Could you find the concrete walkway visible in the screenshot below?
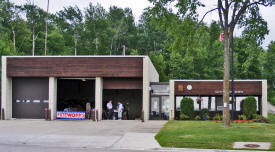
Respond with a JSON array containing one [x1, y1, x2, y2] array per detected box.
[[0, 120, 271, 152], [0, 119, 166, 151], [268, 102, 275, 114]]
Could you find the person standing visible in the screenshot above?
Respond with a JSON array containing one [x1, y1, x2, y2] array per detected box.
[[107, 100, 113, 120], [117, 101, 124, 120]]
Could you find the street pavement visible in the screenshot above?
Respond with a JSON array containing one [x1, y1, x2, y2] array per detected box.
[[0, 119, 272, 152], [0, 119, 165, 152]]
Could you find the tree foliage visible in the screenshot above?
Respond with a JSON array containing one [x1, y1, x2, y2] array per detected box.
[[242, 96, 257, 119], [180, 97, 194, 119], [0, 0, 273, 88]]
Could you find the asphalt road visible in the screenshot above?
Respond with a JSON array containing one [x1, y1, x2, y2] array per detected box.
[[0, 120, 166, 152], [0, 120, 270, 152]]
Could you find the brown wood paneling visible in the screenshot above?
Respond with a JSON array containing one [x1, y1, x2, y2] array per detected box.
[[175, 81, 262, 96], [103, 78, 142, 89], [7, 57, 143, 78]]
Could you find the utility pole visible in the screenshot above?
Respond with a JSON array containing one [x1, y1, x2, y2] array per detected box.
[[122, 45, 125, 56], [74, 34, 78, 56], [44, 0, 49, 55], [231, 32, 235, 120]]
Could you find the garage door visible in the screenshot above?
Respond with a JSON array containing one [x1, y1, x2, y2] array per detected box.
[[12, 78, 49, 119]]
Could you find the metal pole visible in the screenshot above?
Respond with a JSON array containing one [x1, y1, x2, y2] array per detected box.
[[231, 33, 235, 120], [44, 0, 49, 56]]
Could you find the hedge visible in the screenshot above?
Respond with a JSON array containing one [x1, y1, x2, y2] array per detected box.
[[243, 96, 257, 119], [180, 97, 194, 119]]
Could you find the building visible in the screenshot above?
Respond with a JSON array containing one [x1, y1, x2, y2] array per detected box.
[[1, 56, 158, 120], [1, 56, 268, 121]]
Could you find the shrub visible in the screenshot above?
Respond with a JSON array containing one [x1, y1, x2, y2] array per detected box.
[[253, 114, 270, 123], [243, 96, 257, 119], [203, 114, 210, 120], [199, 109, 209, 117], [213, 114, 222, 121], [180, 97, 194, 119], [180, 114, 190, 120], [238, 115, 247, 120], [194, 115, 201, 120]]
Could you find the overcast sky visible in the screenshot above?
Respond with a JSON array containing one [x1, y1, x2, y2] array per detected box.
[[11, 0, 275, 49]]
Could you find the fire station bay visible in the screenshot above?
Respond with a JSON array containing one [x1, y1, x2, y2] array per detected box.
[[1, 56, 268, 121]]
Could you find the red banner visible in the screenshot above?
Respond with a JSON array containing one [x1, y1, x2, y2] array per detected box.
[[56, 111, 85, 119]]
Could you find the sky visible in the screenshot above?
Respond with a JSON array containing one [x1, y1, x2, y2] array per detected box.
[[10, 0, 275, 49]]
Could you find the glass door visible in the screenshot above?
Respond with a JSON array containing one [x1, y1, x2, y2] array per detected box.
[[150, 97, 160, 119], [150, 96, 170, 120], [161, 96, 170, 120]]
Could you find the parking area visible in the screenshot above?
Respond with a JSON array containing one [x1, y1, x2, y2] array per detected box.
[[0, 120, 166, 151]]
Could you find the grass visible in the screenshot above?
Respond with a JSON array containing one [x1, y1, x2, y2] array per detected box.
[[155, 114, 275, 151]]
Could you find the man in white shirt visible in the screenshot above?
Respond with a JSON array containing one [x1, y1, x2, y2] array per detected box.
[[117, 101, 124, 120], [107, 100, 113, 120]]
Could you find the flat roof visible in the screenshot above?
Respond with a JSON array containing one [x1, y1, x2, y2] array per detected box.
[[3, 55, 147, 58], [171, 79, 266, 82]]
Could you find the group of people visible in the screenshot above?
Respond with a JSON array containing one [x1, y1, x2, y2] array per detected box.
[[106, 100, 124, 120]]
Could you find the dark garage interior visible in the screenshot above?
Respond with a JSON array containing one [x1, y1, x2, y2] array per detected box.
[[103, 89, 142, 120], [57, 79, 95, 112]]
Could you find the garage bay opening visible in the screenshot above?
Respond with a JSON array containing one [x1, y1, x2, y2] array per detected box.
[[57, 78, 95, 119], [103, 78, 143, 120]]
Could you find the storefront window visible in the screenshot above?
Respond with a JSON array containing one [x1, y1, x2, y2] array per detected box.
[[151, 97, 159, 115], [161, 96, 170, 118], [176, 96, 183, 111]]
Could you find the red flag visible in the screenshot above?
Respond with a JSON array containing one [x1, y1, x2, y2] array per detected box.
[[219, 32, 224, 42]]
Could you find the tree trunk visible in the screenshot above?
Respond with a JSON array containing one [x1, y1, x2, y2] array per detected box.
[[12, 26, 16, 52], [223, 32, 230, 127], [32, 26, 35, 56]]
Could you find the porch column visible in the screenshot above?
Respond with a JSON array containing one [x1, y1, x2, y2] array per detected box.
[[95, 77, 103, 120], [262, 80, 268, 118], [169, 80, 175, 120], [1, 56, 12, 120], [49, 77, 57, 120]]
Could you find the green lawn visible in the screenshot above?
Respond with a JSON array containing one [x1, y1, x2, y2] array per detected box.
[[155, 114, 275, 151]]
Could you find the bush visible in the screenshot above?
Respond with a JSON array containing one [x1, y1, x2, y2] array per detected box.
[[213, 114, 222, 120], [253, 114, 270, 123], [180, 114, 190, 120], [180, 97, 194, 119], [194, 115, 201, 120], [238, 115, 247, 120], [199, 109, 209, 117], [243, 96, 257, 119]]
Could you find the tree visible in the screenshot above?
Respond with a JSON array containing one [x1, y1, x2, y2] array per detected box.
[[55, 6, 83, 55], [148, 0, 274, 126], [213, 0, 273, 126], [84, 3, 111, 55], [264, 41, 275, 89], [24, 3, 47, 55], [0, 0, 22, 52]]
